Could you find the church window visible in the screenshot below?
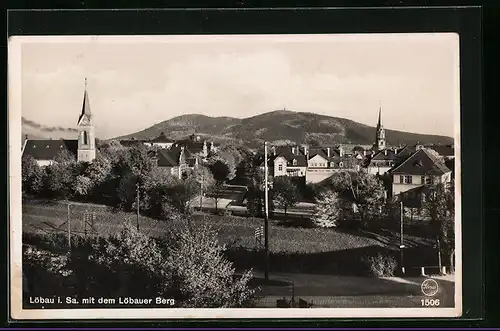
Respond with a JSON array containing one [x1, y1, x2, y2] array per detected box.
[[83, 131, 88, 145]]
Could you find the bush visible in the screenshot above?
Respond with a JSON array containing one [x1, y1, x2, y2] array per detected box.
[[22, 245, 74, 299], [362, 252, 397, 277]]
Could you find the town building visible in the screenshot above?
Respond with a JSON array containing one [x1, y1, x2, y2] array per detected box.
[[390, 147, 453, 196], [261, 145, 361, 184], [22, 79, 96, 166], [143, 132, 175, 149], [152, 146, 200, 178]]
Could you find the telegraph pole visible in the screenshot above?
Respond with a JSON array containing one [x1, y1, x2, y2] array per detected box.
[[67, 201, 71, 251], [400, 201, 405, 275], [264, 141, 270, 281], [200, 169, 203, 211], [136, 182, 140, 231]]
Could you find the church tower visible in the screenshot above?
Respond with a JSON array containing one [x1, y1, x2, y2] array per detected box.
[[374, 105, 386, 151], [77, 78, 96, 163]]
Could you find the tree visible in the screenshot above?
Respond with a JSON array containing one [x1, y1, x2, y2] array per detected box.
[[68, 219, 256, 307], [68, 221, 172, 299], [21, 155, 44, 195], [54, 148, 76, 165], [164, 221, 256, 307], [42, 156, 77, 200], [235, 154, 258, 186], [208, 181, 225, 212], [328, 171, 386, 229], [140, 168, 190, 218], [184, 165, 216, 209], [75, 175, 93, 197], [272, 176, 299, 218], [312, 190, 342, 228], [208, 158, 231, 182], [422, 183, 455, 272]]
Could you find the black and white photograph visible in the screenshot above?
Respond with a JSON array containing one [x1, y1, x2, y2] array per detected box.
[[9, 33, 461, 319]]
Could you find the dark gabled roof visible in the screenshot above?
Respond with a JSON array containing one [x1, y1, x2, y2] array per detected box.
[[445, 158, 454, 173], [157, 147, 181, 167], [23, 139, 78, 160], [308, 148, 330, 161], [172, 139, 205, 153], [274, 153, 308, 167], [426, 144, 455, 157], [156, 146, 199, 167], [390, 149, 451, 175], [370, 149, 398, 161], [150, 133, 174, 143]]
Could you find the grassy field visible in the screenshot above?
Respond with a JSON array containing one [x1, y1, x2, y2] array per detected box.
[[22, 199, 437, 275], [23, 199, 385, 254]]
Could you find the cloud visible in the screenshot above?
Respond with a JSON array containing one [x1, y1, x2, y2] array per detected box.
[[22, 117, 79, 133]]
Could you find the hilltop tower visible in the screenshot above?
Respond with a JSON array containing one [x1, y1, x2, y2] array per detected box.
[[374, 105, 386, 151], [77, 78, 96, 163]]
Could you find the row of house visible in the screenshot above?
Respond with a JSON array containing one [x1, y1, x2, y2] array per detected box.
[[22, 81, 454, 202], [260, 107, 454, 201]]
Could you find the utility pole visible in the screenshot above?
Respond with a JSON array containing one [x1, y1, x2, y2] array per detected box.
[[400, 201, 405, 275], [264, 141, 270, 281], [200, 169, 203, 211], [67, 201, 71, 251], [136, 182, 140, 231]]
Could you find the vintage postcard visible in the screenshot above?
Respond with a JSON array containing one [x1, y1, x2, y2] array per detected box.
[[9, 33, 461, 319]]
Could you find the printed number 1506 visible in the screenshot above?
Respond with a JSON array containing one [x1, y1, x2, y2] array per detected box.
[[421, 299, 440, 307]]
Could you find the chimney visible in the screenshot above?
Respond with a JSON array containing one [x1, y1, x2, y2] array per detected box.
[[395, 148, 399, 154], [339, 146, 344, 157], [363, 150, 367, 156], [327, 147, 331, 157], [384, 149, 387, 156], [291, 146, 296, 154], [272, 146, 276, 156], [304, 145, 308, 156], [25, 134, 28, 141]]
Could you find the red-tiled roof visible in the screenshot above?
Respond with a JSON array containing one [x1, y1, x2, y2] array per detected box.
[[23, 139, 78, 160], [390, 149, 451, 175]]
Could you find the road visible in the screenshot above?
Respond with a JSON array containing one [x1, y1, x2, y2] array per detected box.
[[249, 271, 456, 308]]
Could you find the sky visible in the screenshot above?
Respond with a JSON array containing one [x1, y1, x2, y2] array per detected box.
[[18, 34, 459, 139]]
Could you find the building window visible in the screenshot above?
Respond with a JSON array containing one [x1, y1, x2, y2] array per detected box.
[[293, 159, 297, 166], [404, 175, 413, 184], [330, 162, 335, 167], [421, 176, 434, 185], [339, 162, 343, 167], [278, 164, 283, 171]]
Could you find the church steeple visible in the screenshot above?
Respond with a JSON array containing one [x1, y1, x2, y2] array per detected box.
[[77, 78, 96, 163], [374, 103, 386, 151], [377, 105, 382, 127]]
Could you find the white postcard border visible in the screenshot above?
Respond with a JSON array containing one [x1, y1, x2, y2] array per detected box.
[[9, 34, 462, 320]]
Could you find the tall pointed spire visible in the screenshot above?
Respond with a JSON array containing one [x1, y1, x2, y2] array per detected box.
[[374, 102, 386, 151], [377, 102, 382, 127], [78, 78, 91, 125]]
